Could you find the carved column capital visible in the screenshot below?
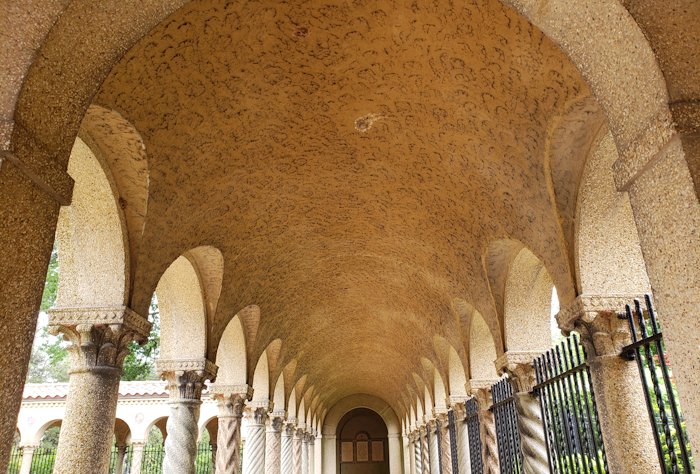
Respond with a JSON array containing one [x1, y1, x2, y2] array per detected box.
[[495, 352, 540, 393], [556, 294, 642, 356], [449, 396, 468, 421], [269, 412, 285, 433], [157, 358, 218, 401], [48, 306, 150, 373]]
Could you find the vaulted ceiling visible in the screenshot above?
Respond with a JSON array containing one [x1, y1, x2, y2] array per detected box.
[[90, 0, 595, 413]]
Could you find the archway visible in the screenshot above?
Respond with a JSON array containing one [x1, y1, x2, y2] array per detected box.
[[337, 408, 389, 474]]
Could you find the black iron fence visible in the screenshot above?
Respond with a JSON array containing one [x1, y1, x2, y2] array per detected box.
[[28, 447, 56, 474], [140, 443, 165, 474], [621, 295, 694, 473], [448, 409, 459, 473], [466, 397, 484, 474], [108, 445, 133, 473], [533, 333, 608, 473], [194, 442, 214, 474], [6, 446, 22, 474], [491, 377, 522, 474]]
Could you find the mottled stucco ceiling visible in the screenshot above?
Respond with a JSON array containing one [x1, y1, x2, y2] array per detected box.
[[93, 0, 593, 411]]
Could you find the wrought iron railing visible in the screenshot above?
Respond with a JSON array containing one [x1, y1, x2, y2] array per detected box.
[[466, 397, 484, 474], [533, 334, 608, 473], [491, 377, 522, 474], [108, 445, 133, 473], [140, 443, 165, 474], [29, 447, 56, 474], [448, 409, 459, 473], [621, 295, 694, 473], [195, 442, 214, 474], [5, 446, 22, 474]]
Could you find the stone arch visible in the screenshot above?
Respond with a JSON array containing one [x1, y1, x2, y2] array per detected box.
[[53, 136, 128, 309], [183, 246, 224, 323], [198, 416, 218, 444], [322, 394, 403, 474], [31, 419, 62, 446], [144, 416, 168, 442], [575, 126, 651, 295], [156, 255, 207, 359], [272, 372, 286, 413], [78, 104, 150, 296], [215, 314, 247, 386], [447, 345, 469, 399], [251, 351, 270, 403], [432, 369, 448, 412], [287, 390, 298, 422], [469, 310, 499, 382], [503, 247, 556, 352], [113, 418, 131, 447]]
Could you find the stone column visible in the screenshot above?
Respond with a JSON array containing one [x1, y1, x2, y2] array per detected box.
[[213, 385, 253, 474], [301, 431, 309, 474], [471, 382, 499, 474], [48, 307, 150, 474], [243, 402, 270, 474], [129, 441, 145, 474], [18, 445, 36, 474], [293, 428, 304, 474], [558, 296, 662, 473], [436, 412, 453, 474], [307, 432, 315, 474], [615, 112, 700, 446], [496, 352, 550, 474], [427, 419, 439, 474], [0, 151, 69, 473], [407, 432, 416, 474], [158, 358, 217, 474], [265, 413, 284, 474], [411, 431, 421, 474], [314, 432, 322, 474], [418, 425, 430, 474], [114, 444, 127, 474], [281, 422, 295, 474], [451, 401, 471, 474]]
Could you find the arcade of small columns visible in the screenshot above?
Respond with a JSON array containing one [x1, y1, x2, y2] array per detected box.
[[39, 292, 668, 474]]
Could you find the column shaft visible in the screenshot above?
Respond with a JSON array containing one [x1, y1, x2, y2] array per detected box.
[[473, 388, 499, 474], [437, 414, 453, 474], [130, 442, 145, 474], [18, 446, 35, 474], [281, 424, 294, 474], [214, 389, 249, 474], [114, 445, 127, 474], [293, 430, 303, 474], [265, 416, 283, 474], [428, 421, 439, 474], [243, 407, 268, 474], [419, 427, 429, 474], [452, 403, 471, 474], [0, 160, 61, 472], [301, 434, 309, 474]]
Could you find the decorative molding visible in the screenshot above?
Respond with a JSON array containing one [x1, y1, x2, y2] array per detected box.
[[48, 307, 151, 372], [210, 383, 253, 400], [557, 294, 642, 356], [467, 379, 498, 393], [495, 352, 541, 393]]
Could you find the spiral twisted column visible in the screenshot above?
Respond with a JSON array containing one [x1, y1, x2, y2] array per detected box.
[[306, 433, 315, 474], [265, 413, 284, 474], [301, 432, 310, 474], [427, 420, 440, 474], [452, 402, 471, 474], [159, 358, 218, 474], [293, 428, 304, 474], [408, 431, 417, 474], [436, 412, 453, 474], [213, 385, 252, 474], [496, 353, 550, 474], [129, 442, 145, 474], [418, 426, 430, 474], [281, 422, 295, 474], [472, 385, 500, 474], [243, 404, 270, 474]]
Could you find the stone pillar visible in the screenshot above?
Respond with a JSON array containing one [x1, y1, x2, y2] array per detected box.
[[0, 152, 68, 473], [496, 352, 550, 474], [418, 425, 430, 474], [130, 441, 145, 474], [307, 432, 315, 474], [114, 444, 127, 474], [615, 114, 700, 446], [314, 432, 322, 474], [265, 413, 284, 474], [427, 419, 439, 474], [18, 445, 36, 474], [411, 431, 421, 474], [301, 431, 309, 474], [243, 402, 270, 474], [558, 296, 662, 473], [281, 422, 295, 474], [158, 358, 217, 474], [49, 307, 150, 474], [471, 382, 499, 474], [293, 428, 304, 474], [407, 432, 416, 474], [436, 412, 453, 474], [213, 385, 253, 474], [451, 401, 471, 474]]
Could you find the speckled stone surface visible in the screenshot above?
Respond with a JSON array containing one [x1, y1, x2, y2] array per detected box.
[[1, 0, 699, 469]]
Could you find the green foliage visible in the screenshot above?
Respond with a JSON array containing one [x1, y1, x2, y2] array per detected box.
[[121, 298, 161, 381]]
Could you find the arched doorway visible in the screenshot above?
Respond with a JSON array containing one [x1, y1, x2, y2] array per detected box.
[[337, 408, 389, 474]]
